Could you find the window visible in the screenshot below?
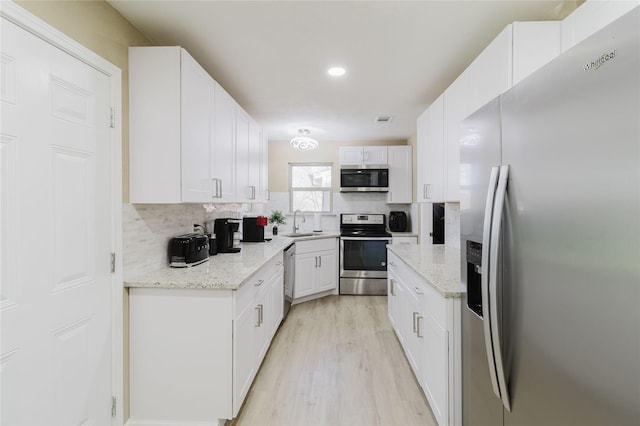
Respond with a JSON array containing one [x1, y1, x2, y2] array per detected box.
[[289, 163, 332, 213]]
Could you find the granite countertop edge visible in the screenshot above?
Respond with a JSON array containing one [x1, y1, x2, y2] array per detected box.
[[387, 244, 463, 298], [125, 234, 339, 291]]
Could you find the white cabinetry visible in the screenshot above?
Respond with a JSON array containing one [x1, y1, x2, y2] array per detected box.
[[129, 255, 284, 424], [387, 250, 461, 426], [416, 94, 445, 202], [417, 21, 561, 203], [386, 145, 413, 204], [129, 46, 267, 204], [339, 146, 388, 166], [561, 1, 639, 52], [293, 238, 338, 299], [130, 46, 215, 203], [212, 82, 236, 202]]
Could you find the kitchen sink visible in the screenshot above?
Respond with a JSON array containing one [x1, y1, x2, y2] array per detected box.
[[282, 232, 324, 238]]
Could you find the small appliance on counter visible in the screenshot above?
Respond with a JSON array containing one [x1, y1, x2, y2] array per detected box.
[[168, 233, 210, 267], [214, 218, 241, 253], [388, 211, 408, 232], [241, 216, 268, 242]]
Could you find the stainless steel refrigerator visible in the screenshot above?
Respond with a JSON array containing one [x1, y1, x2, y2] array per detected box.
[[460, 7, 639, 426]]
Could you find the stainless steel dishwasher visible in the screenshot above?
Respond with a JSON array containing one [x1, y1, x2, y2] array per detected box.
[[283, 243, 295, 318]]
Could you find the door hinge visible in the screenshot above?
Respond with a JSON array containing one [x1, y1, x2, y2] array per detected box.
[[110, 107, 115, 128], [110, 252, 116, 273], [111, 396, 116, 417]]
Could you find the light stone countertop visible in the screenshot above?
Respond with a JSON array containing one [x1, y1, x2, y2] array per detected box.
[[387, 244, 462, 298], [125, 234, 339, 290]]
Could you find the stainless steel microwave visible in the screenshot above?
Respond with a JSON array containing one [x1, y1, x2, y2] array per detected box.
[[340, 166, 389, 192]]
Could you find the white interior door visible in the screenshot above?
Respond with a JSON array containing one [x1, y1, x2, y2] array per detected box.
[[1, 17, 112, 425]]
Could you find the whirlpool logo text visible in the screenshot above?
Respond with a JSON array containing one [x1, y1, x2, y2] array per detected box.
[[584, 50, 616, 71]]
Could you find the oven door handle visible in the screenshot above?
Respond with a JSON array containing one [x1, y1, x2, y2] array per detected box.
[[340, 237, 392, 242]]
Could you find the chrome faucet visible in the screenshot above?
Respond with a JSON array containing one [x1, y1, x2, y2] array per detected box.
[[293, 209, 305, 233]]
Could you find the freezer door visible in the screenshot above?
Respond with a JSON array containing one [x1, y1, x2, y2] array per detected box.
[[460, 97, 504, 426], [500, 8, 640, 425]]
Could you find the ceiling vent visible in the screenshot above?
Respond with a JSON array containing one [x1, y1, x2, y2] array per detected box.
[[375, 115, 394, 123]]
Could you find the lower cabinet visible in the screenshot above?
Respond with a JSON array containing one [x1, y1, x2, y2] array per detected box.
[[129, 254, 284, 425], [293, 238, 338, 299], [387, 250, 461, 426]]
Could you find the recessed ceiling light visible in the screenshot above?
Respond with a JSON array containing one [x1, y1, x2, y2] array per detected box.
[[328, 67, 346, 77]]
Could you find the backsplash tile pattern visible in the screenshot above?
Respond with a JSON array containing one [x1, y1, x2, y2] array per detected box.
[[123, 203, 242, 280], [265, 192, 414, 233]]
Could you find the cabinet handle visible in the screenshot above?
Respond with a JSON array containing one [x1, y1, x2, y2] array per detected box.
[[426, 184, 431, 199], [413, 312, 419, 333], [318, 256, 322, 268], [212, 178, 219, 198], [219, 180, 223, 198], [249, 185, 256, 200], [259, 304, 264, 325], [255, 279, 264, 287], [414, 286, 424, 295], [276, 261, 283, 266], [417, 316, 424, 338], [255, 306, 261, 327], [315, 256, 318, 268], [390, 278, 395, 296]]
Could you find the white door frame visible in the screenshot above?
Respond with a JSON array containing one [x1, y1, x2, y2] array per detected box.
[[0, 2, 124, 424]]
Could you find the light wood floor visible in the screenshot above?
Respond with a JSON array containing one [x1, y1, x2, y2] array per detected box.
[[229, 295, 437, 426]]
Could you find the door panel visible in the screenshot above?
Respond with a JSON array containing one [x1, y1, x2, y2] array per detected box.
[[1, 18, 112, 425]]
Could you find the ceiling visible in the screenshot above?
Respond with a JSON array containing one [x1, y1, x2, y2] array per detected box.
[[108, 0, 580, 143]]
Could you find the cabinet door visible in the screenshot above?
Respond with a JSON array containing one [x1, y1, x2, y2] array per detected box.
[[512, 22, 561, 86], [421, 95, 445, 202], [363, 146, 388, 165], [270, 267, 284, 336], [416, 109, 429, 202], [293, 253, 317, 298], [339, 147, 364, 165], [233, 304, 257, 413], [443, 70, 470, 202], [423, 314, 449, 426], [254, 284, 271, 363], [387, 146, 412, 204], [316, 250, 337, 293], [180, 49, 213, 202], [404, 284, 423, 379], [248, 118, 262, 202], [235, 106, 251, 202], [212, 82, 236, 202]]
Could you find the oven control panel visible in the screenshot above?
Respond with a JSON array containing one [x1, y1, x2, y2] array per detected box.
[[341, 214, 385, 225]]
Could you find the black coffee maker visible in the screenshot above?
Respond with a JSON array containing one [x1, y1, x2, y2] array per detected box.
[[214, 218, 241, 253]]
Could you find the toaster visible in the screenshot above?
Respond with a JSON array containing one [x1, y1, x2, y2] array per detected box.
[[168, 233, 210, 267]]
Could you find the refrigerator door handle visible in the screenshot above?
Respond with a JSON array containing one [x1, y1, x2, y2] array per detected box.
[[489, 164, 512, 411], [482, 166, 502, 400]]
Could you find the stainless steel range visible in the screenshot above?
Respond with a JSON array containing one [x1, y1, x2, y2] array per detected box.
[[339, 214, 392, 295]]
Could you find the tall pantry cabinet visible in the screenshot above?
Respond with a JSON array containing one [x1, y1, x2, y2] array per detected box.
[[129, 46, 267, 203]]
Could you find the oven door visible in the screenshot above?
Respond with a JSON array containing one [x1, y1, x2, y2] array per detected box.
[[339, 237, 391, 278]]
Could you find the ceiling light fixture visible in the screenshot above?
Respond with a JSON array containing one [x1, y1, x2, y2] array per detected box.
[[328, 67, 346, 77], [290, 129, 319, 150]]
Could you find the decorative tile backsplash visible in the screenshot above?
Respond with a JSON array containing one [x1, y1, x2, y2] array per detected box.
[[123, 192, 417, 280], [123, 203, 242, 280], [264, 192, 414, 233]]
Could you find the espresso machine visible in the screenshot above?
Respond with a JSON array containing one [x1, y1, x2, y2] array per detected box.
[[214, 218, 241, 253]]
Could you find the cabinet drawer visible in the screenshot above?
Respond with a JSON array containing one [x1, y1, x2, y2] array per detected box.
[[234, 255, 281, 317], [295, 237, 337, 254]]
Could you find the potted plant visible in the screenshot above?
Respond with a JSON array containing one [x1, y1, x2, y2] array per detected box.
[[268, 210, 286, 235]]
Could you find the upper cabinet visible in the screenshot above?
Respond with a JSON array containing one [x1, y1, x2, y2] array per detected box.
[[387, 145, 412, 204], [416, 93, 445, 203], [129, 46, 267, 204], [339, 146, 388, 166], [561, 0, 640, 52], [417, 21, 561, 203]]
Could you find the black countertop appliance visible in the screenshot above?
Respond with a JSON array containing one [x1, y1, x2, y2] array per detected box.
[[214, 218, 241, 253], [241, 216, 268, 242], [389, 211, 408, 232]]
